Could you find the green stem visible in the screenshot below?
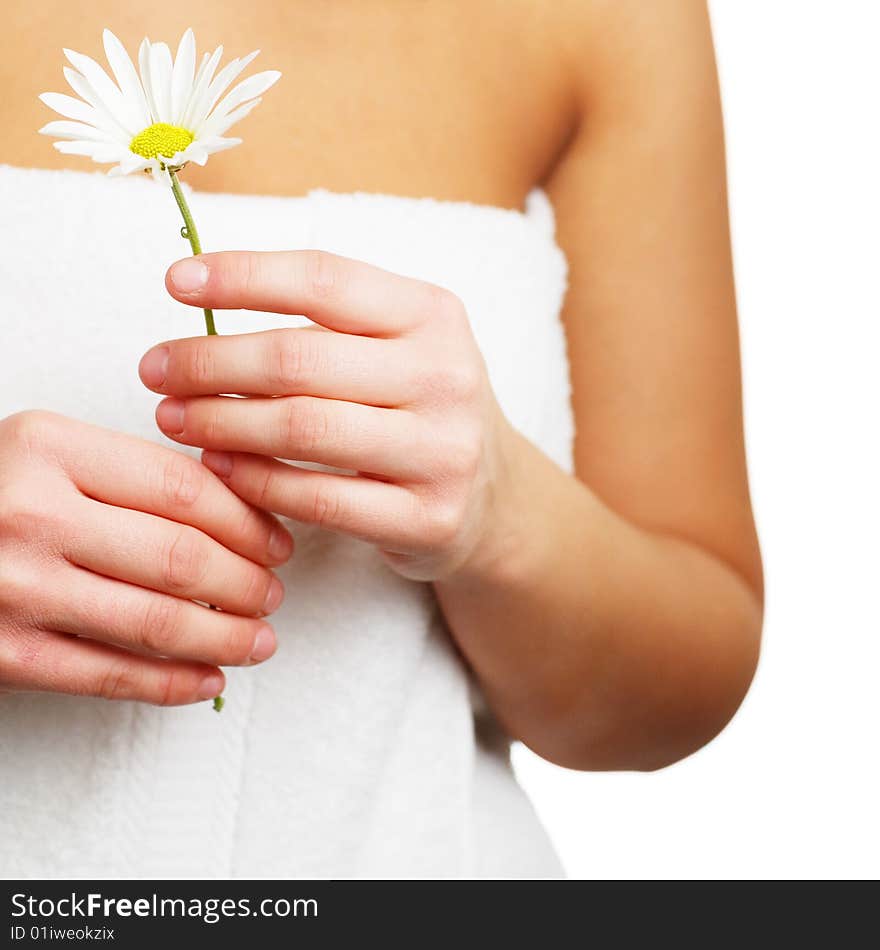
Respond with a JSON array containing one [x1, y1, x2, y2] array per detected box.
[[167, 167, 223, 711], [168, 168, 217, 336]]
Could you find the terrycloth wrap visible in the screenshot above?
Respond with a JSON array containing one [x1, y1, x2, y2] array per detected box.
[[0, 166, 573, 878]]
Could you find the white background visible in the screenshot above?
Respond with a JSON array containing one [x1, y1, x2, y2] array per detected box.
[[513, 0, 880, 879]]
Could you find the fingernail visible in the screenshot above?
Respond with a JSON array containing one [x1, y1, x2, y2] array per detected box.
[[169, 258, 209, 294], [156, 398, 185, 435], [262, 576, 285, 615], [197, 673, 225, 701], [249, 624, 277, 664], [268, 525, 293, 561], [139, 346, 169, 388], [202, 450, 233, 478]]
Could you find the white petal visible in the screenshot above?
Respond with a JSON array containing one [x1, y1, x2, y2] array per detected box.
[[128, 157, 164, 180], [180, 51, 209, 127], [63, 47, 137, 135], [200, 97, 263, 139], [204, 71, 280, 131], [38, 119, 116, 142], [62, 68, 131, 140], [186, 52, 211, 115], [53, 140, 100, 156], [196, 50, 259, 130], [148, 42, 174, 123], [198, 136, 243, 156], [109, 152, 152, 176], [124, 155, 151, 173], [39, 92, 100, 126], [178, 142, 209, 165], [170, 28, 196, 125], [103, 29, 151, 129], [151, 163, 171, 185], [94, 144, 130, 163], [162, 149, 189, 167], [54, 140, 127, 163], [138, 38, 160, 122], [181, 46, 223, 129]]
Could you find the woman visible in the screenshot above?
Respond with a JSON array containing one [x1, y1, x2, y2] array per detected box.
[[0, 1, 762, 878]]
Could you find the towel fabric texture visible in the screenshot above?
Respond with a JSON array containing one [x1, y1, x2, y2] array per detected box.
[[0, 165, 573, 878]]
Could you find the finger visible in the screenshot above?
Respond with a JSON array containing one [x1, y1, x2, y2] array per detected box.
[[165, 250, 463, 337], [2, 631, 225, 706], [40, 563, 277, 667], [156, 395, 426, 479], [201, 451, 423, 549], [48, 414, 293, 566], [61, 496, 285, 618], [140, 328, 415, 406]]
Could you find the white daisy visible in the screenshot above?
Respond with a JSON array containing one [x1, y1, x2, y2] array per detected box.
[[38, 27, 281, 179]]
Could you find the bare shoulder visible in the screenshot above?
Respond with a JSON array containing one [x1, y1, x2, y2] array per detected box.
[[545, 0, 716, 71]]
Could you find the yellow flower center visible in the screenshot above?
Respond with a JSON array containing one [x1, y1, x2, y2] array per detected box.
[[129, 123, 194, 160]]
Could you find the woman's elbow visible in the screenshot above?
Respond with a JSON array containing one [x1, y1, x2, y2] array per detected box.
[[520, 594, 764, 773]]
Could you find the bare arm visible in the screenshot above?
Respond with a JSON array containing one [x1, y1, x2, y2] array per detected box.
[[432, 0, 762, 770]]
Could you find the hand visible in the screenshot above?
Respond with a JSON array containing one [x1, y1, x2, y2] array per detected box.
[[140, 251, 516, 581], [0, 411, 292, 705]]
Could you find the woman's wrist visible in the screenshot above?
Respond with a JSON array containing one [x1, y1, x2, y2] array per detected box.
[[436, 415, 556, 591]]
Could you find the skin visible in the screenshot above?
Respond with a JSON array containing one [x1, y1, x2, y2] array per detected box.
[[0, 1, 762, 769], [0, 411, 291, 703]]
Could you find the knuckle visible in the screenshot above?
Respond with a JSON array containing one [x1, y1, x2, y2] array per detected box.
[[450, 361, 483, 401], [426, 498, 464, 547], [253, 464, 278, 510], [238, 252, 264, 298], [158, 455, 204, 509], [5, 627, 48, 679], [160, 528, 208, 592], [0, 479, 25, 520], [189, 342, 215, 388], [443, 424, 483, 478], [0, 489, 66, 543], [425, 284, 465, 322], [0, 489, 17, 530], [240, 566, 273, 616], [219, 618, 256, 666], [423, 362, 482, 403], [307, 484, 344, 530], [235, 504, 272, 553], [0, 485, 34, 531], [0, 559, 38, 614], [2, 409, 56, 439], [202, 404, 225, 444], [136, 595, 183, 655], [284, 398, 332, 453], [301, 250, 342, 301], [270, 330, 318, 391], [154, 668, 181, 707], [1, 410, 59, 455], [95, 661, 139, 703]]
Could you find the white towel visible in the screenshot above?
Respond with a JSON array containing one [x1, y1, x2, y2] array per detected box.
[[0, 165, 573, 879]]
